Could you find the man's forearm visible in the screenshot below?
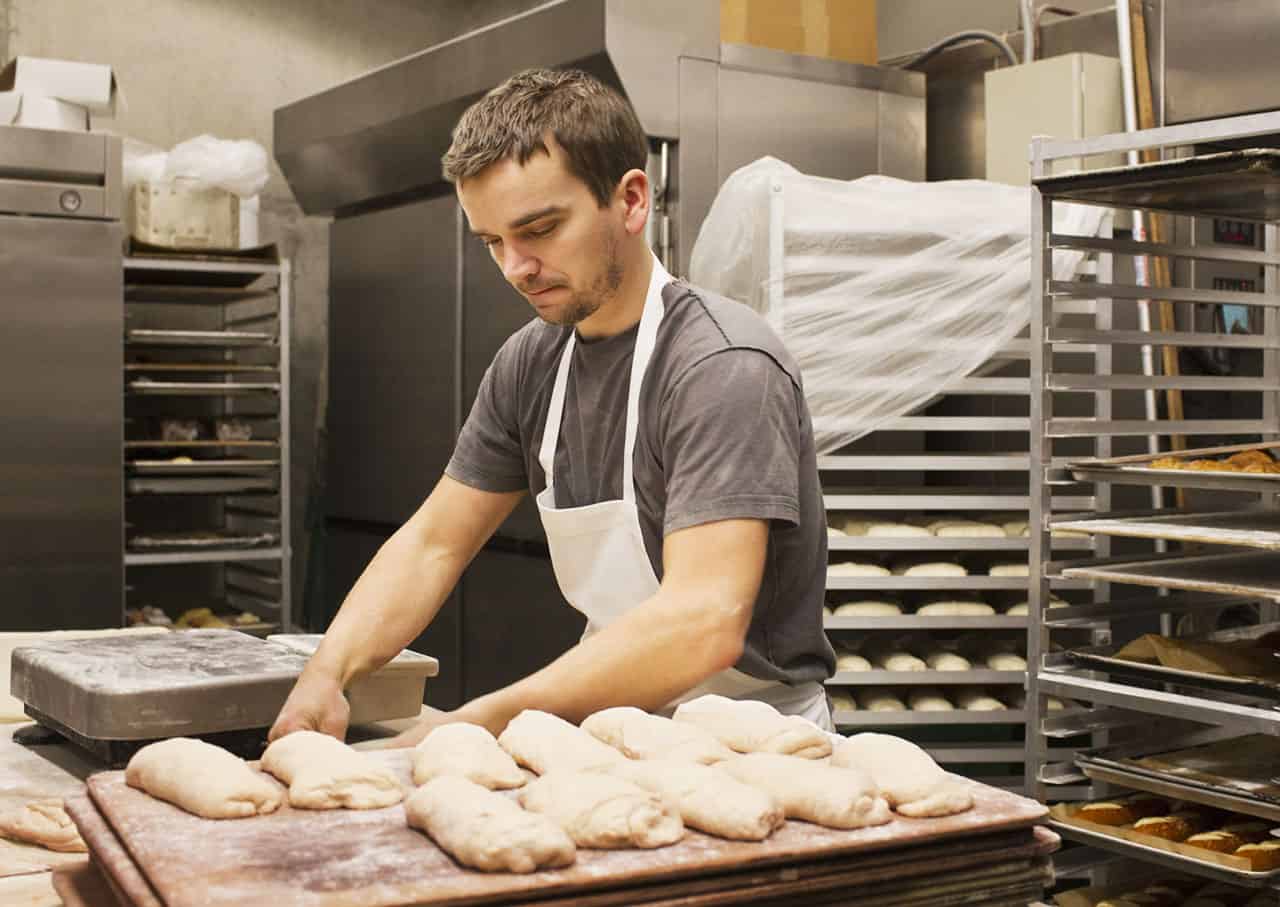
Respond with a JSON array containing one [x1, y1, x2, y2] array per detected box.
[[457, 584, 749, 734], [308, 527, 467, 688]]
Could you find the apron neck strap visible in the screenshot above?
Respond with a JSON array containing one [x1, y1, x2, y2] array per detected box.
[[538, 253, 672, 500]]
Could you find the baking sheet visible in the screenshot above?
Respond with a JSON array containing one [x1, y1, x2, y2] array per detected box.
[[1063, 645, 1280, 700], [1077, 760, 1280, 824], [126, 380, 280, 395], [1079, 734, 1280, 817], [126, 329, 275, 347], [126, 476, 278, 495], [1049, 804, 1279, 886], [1060, 550, 1280, 601], [1053, 510, 1280, 551], [127, 531, 279, 551], [127, 459, 279, 476], [1069, 440, 1280, 492], [1035, 148, 1280, 222]]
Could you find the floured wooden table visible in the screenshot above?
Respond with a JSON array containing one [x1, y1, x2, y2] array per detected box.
[[69, 749, 1055, 907], [0, 723, 100, 906]]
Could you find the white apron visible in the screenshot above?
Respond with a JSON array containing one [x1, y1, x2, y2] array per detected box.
[[535, 253, 831, 729]]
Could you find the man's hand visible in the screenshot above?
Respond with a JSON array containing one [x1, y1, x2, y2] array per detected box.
[[268, 670, 351, 743]]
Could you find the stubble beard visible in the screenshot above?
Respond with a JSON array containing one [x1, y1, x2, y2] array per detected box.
[[542, 230, 624, 327]]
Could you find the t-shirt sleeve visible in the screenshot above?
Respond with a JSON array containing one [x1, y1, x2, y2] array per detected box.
[[445, 335, 528, 494], [658, 349, 803, 535]]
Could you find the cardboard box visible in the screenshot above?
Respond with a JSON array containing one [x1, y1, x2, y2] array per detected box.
[[721, 0, 877, 67], [0, 92, 90, 131], [0, 56, 124, 117], [129, 179, 241, 250]]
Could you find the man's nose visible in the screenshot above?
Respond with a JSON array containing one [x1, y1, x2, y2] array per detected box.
[[501, 244, 538, 284]]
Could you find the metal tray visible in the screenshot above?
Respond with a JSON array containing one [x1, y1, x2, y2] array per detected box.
[[1075, 756, 1280, 824], [1069, 441, 1280, 493], [1053, 510, 1280, 551], [127, 458, 279, 476], [1060, 550, 1280, 600], [126, 475, 278, 495], [127, 531, 279, 551], [1048, 817, 1280, 888], [126, 328, 276, 347], [1063, 639, 1280, 701], [1035, 148, 1280, 222], [127, 380, 280, 395]]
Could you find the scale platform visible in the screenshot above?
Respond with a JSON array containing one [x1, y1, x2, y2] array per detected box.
[[10, 629, 438, 767]]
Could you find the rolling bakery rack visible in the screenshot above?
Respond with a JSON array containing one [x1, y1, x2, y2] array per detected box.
[[1028, 110, 1280, 895], [122, 251, 293, 635]]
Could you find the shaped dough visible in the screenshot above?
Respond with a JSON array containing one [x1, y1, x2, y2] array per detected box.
[[0, 799, 86, 853], [836, 652, 872, 672], [933, 521, 1005, 538], [519, 771, 684, 849], [956, 689, 1007, 711], [1003, 520, 1029, 538], [916, 601, 995, 616], [405, 776, 575, 873], [908, 690, 953, 712], [126, 737, 281, 819], [866, 523, 931, 538], [829, 691, 857, 712], [721, 753, 891, 829], [832, 733, 973, 817], [894, 562, 968, 577], [581, 706, 734, 764], [988, 563, 1029, 577], [672, 694, 831, 758], [828, 562, 890, 577], [840, 518, 871, 536], [827, 526, 847, 537], [602, 759, 785, 841], [497, 710, 625, 775], [872, 651, 926, 672], [985, 652, 1027, 670], [412, 723, 525, 790], [856, 689, 905, 712], [925, 651, 971, 671], [262, 730, 403, 809], [1004, 596, 1067, 615], [832, 601, 901, 617]]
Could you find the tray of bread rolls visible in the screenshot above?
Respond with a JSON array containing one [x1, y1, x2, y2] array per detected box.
[[1068, 441, 1280, 493], [1076, 734, 1280, 822], [1059, 623, 1280, 700], [1052, 870, 1272, 906], [1049, 794, 1280, 886]]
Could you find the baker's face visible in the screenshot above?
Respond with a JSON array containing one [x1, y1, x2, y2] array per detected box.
[[458, 137, 625, 327]]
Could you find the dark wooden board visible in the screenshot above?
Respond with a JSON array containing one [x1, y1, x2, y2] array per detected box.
[[78, 750, 1047, 907]]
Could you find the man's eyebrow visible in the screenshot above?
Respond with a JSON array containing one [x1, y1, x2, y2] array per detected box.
[[469, 205, 566, 237]]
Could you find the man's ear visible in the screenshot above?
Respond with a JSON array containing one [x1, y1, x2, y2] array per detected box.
[[617, 168, 650, 238]]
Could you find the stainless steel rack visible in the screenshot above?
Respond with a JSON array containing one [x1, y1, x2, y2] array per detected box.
[[1028, 110, 1280, 891], [122, 254, 292, 634]]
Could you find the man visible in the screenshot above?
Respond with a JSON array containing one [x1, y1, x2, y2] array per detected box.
[[269, 68, 834, 747]]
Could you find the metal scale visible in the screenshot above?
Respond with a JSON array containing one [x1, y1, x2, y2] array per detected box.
[[10, 630, 437, 766]]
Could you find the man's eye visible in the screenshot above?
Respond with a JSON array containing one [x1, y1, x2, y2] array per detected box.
[[526, 224, 555, 239], [481, 237, 501, 249]]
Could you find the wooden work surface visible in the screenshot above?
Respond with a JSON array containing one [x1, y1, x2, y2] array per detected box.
[[80, 749, 1050, 907]]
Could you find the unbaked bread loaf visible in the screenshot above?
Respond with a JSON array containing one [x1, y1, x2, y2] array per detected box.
[[892, 562, 968, 577], [866, 523, 931, 538], [985, 652, 1026, 670], [955, 689, 1006, 711], [826, 526, 847, 537], [856, 689, 905, 712], [835, 652, 872, 672], [907, 689, 953, 711], [930, 520, 1005, 538], [916, 601, 995, 616], [829, 690, 857, 712], [988, 563, 1029, 577], [925, 651, 971, 671], [1004, 596, 1067, 615], [832, 601, 901, 617], [828, 562, 891, 577], [872, 651, 926, 672], [1003, 520, 1029, 538]]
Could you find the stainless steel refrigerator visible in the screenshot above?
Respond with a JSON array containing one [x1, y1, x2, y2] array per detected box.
[[0, 126, 124, 630]]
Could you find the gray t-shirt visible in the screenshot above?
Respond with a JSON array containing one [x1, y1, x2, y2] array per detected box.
[[446, 280, 835, 686]]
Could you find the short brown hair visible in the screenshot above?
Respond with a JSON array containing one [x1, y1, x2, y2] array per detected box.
[[442, 68, 648, 208]]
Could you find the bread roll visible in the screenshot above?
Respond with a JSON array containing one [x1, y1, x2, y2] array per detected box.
[[985, 652, 1026, 670], [832, 601, 901, 617], [829, 691, 857, 712], [872, 651, 926, 672], [856, 689, 905, 712], [988, 563, 1029, 577], [892, 562, 968, 577], [907, 689, 953, 711], [916, 601, 995, 616], [835, 652, 872, 672], [866, 523, 931, 538], [930, 520, 1004, 538], [828, 562, 890, 577], [955, 689, 1006, 711], [925, 651, 971, 671]]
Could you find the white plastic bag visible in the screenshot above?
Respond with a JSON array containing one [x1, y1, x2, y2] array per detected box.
[[121, 137, 167, 193], [689, 157, 1107, 454], [163, 134, 269, 198]]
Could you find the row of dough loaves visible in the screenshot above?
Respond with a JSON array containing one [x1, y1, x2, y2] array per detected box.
[[828, 687, 1066, 713], [828, 561, 1031, 578], [828, 514, 1088, 540], [826, 595, 1068, 617], [120, 694, 974, 875]]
